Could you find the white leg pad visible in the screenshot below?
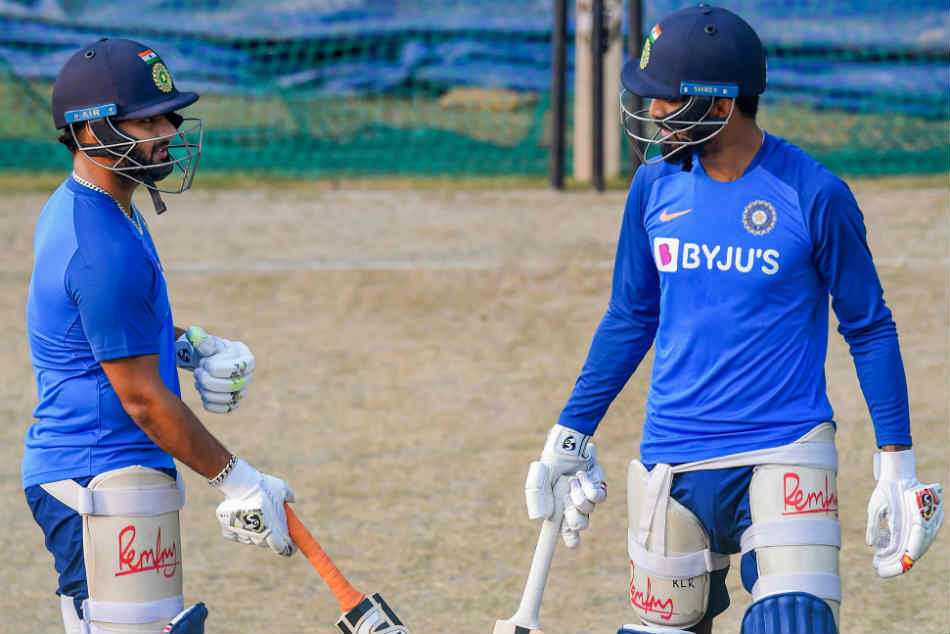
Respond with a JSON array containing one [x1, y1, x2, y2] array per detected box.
[[61, 595, 88, 634], [627, 460, 724, 629], [44, 467, 186, 633], [744, 424, 841, 631]]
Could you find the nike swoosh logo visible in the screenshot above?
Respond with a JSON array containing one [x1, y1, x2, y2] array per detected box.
[[659, 208, 693, 222]]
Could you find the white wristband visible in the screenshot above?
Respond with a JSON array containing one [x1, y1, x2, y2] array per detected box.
[[874, 449, 916, 481]]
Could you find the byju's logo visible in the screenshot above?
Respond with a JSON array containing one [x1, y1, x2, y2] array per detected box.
[[653, 237, 780, 275], [653, 238, 680, 272]]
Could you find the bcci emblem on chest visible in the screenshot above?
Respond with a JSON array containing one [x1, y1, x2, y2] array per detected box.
[[742, 200, 777, 236]]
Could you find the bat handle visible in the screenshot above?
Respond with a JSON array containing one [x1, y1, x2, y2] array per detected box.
[[508, 477, 570, 630], [285, 503, 366, 613]]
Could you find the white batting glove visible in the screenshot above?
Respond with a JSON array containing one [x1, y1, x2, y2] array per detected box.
[[563, 446, 608, 538], [213, 457, 297, 557], [866, 449, 944, 578], [175, 326, 255, 413], [525, 424, 606, 548]]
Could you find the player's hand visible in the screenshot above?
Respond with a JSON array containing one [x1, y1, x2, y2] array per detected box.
[[213, 457, 297, 557], [525, 424, 607, 548], [562, 445, 607, 546], [865, 449, 944, 577], [175, 326, 254, 413]]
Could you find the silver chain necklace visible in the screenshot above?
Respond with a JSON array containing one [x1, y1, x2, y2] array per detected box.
[[72, 172, 143, 235]]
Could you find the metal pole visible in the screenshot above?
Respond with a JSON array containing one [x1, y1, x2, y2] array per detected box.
[[627, 0, 643, 173], [550, 0, 567, 190], [591, 0, 605, 191]]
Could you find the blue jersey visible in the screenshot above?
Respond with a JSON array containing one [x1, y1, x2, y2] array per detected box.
[[23, 176, 178, 488], [559, 132, 912, 463]]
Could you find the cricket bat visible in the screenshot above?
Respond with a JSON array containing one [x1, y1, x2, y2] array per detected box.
[[285, 503, 409, 634], [493, 476, 571, 634]]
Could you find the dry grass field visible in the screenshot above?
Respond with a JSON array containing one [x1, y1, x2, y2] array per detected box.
[[0, 176, 947, 633]]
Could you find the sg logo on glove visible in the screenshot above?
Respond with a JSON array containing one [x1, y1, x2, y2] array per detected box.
[[237, 510, 265, 533], [175, 346, 194, 367], [918, 488, 940, 521]]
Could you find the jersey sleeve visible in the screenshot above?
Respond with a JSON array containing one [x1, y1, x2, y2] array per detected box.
[[810, 179, 912, 447], [65, 223, 163, 363], [558, 170, 661, 435]]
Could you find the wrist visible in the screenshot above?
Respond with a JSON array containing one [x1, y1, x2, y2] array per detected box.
[[874, 448, 916, 481], [543, 424, 590, 460], [212, 457, 261, 497]]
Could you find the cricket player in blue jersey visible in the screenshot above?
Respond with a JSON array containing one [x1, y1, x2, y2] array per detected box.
[[24, 39, 296, 633], [523, 7, 944, 634]]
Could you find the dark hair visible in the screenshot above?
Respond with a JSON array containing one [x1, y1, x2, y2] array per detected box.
[[58, 124, 79, 153], [736, 95, 759, 119]]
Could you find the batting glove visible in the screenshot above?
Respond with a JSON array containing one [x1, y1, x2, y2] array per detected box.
[[175, 326, 255, 413], [563, 445, 608, 538], [213, 457, 296, 557], [866, 449, 944, 577], [525, 424, 607, 548]]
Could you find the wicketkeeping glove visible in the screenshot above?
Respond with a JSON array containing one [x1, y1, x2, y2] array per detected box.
[[866, 449, 944, 578], [525, 424, 607, 548], [175, 326, 254, 413], [213, 457, 297, 557]]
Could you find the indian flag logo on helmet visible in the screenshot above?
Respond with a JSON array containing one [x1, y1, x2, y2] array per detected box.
[[639, 39, 651, 69], [640, 23, 662, 69], [138, 49, 159, 65]]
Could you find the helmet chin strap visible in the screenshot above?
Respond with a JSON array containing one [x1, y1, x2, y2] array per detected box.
[[141, 174, 168, 214]]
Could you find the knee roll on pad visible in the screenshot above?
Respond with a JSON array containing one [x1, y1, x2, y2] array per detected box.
[[740, 592, 837, 634]]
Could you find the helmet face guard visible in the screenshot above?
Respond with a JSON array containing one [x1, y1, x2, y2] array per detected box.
[[70, 115, 202, 195], [620, 83, 737, 165]]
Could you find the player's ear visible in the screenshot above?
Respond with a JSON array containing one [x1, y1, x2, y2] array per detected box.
[[712, 98, 734, 120], [74, 121, 95, 144]]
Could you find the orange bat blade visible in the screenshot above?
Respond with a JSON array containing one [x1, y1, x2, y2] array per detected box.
[[285, 503, 365, 613]]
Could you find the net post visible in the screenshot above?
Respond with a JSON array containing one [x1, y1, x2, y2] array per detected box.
[[627, 0, 644, 175], [550, 0, 568, 190], [592, 0, 605, 192]]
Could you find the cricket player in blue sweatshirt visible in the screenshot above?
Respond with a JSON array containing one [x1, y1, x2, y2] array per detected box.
[[25, 38, 296, 633], [522, 6, 944, 634]]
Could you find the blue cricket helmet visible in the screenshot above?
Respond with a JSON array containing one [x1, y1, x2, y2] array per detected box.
[[621, 5, 766, 100], [619, 5, 766, 165], [52, 38, 198, 129]]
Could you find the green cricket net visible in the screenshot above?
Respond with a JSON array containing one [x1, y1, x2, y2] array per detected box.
[[1, 0, 947, 178]]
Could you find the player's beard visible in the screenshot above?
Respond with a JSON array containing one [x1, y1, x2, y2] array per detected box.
[[126, 142, 175, 182], [660, 133, 705, 170]]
